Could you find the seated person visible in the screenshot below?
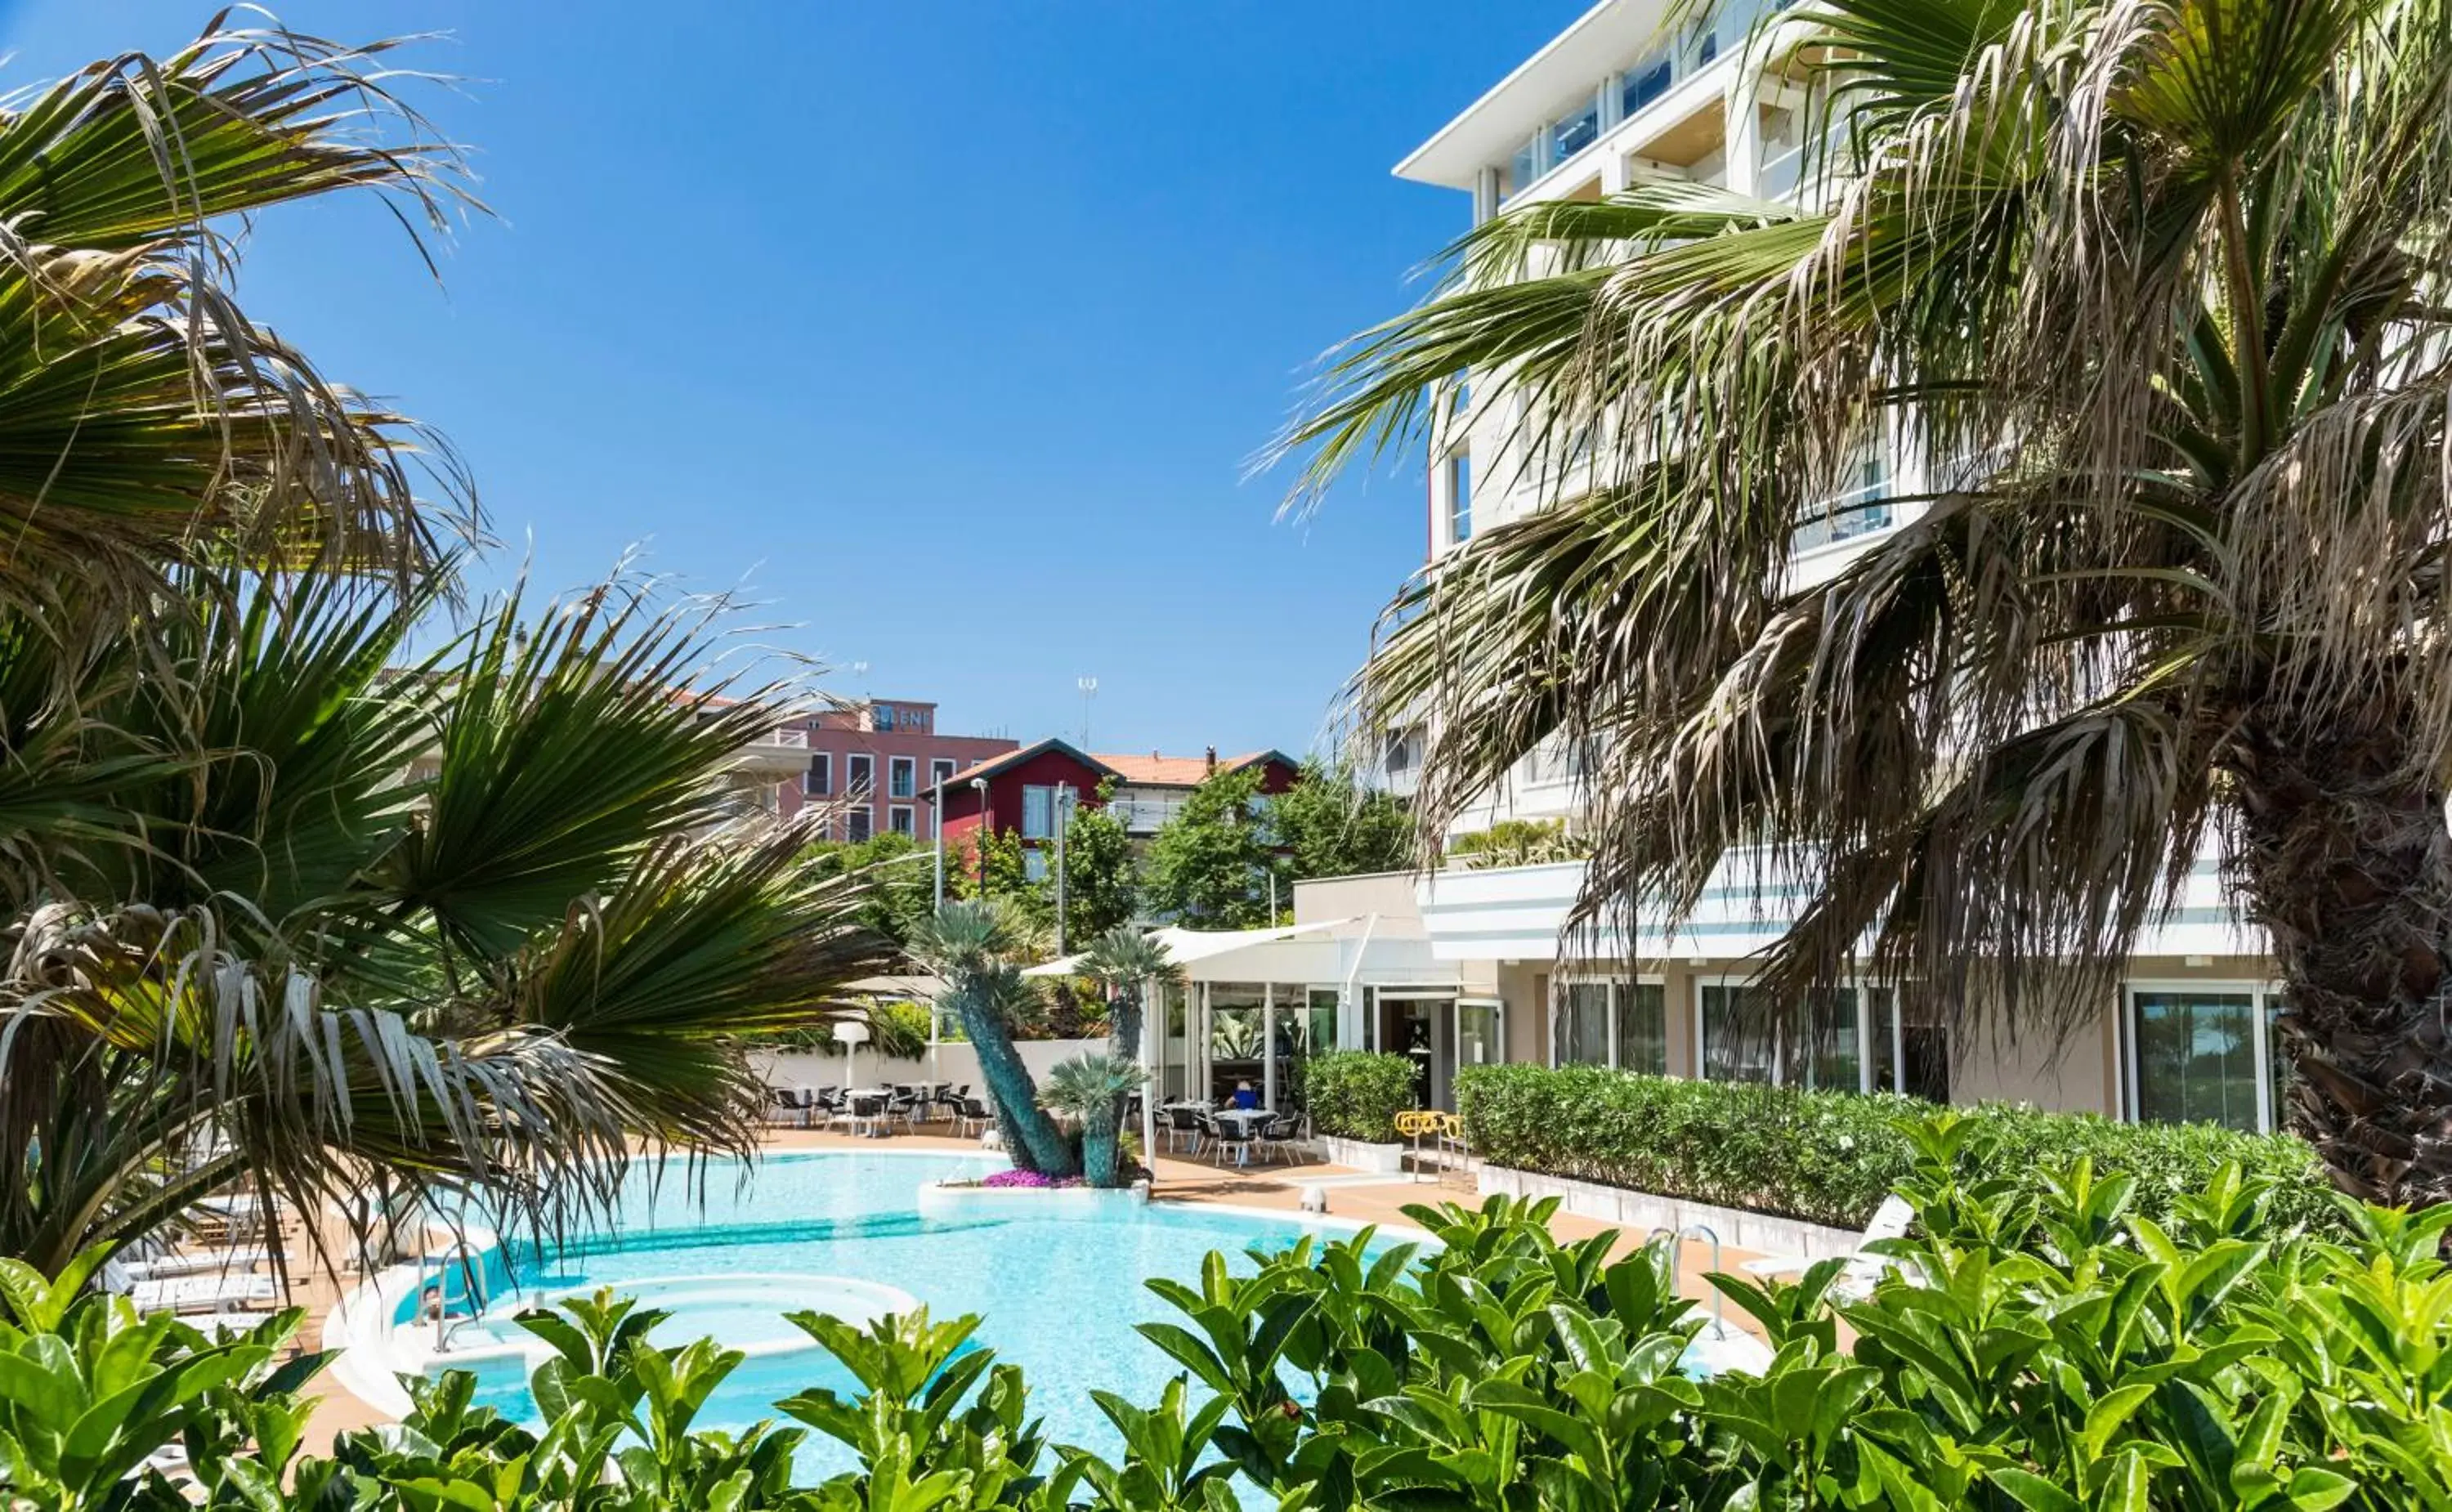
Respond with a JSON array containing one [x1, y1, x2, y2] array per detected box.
[[1224, 1080, 1260, 1112]]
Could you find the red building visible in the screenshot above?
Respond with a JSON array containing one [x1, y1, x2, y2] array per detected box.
[[937, 741, 1301, 878], [776, 697, 1018, 843]]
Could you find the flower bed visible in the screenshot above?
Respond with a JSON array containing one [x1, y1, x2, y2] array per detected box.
[[979, 1169, 1084, 1189], [1455, 1062, 2338, 1235]]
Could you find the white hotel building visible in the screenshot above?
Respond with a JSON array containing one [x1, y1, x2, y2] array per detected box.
[[1249, 0, 2289, 1139]]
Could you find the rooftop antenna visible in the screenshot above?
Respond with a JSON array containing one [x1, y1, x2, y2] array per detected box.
[[851, 660, 871, 706], [1077, 676, 1098, 749]]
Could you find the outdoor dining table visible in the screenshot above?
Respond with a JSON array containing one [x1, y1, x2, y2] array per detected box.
[[1211, 1107, 1274, 1166]]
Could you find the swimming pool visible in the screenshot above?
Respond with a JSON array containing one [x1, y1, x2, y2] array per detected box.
[[393, 1150, 1394, 1477]]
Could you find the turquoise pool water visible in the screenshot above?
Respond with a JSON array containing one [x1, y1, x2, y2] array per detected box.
[[426, 1152, 1386, 1478]]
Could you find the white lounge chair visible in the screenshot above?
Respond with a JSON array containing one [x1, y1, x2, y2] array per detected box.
[[102, 1261, 279, 1314], [115, 1246, 271, 1281], [1738, 1194, 1917, 1298]]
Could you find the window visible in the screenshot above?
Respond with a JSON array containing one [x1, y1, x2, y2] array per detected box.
[[1700, 982, 1779, 1085], [1304, 987, 1341, 1058], [1699, 981, 1895, 1092], [1021, 785, 1055, 839], [1551, 980, 1664, 1073], [1508, 136, 1541, 196], [888, 805, 915, 836], [2127, 985, 2283, 1134], [1023, 848, 1049, 882], [1551, 92, 1600, 159], [1447, 450, 1472, 543], [846, 806, 871, 843], [1615, 982, 1667, 1075], [889, 757, 915, 799], [847, 754, 873, 797], [1621, 51, 1674, 118], [931, 758, 956, 790], [804, 752, 831, 797], [1555, 982, 1611, 1067]]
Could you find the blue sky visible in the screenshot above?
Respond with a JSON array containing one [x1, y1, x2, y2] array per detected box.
[[2, 2, 1582, 757]]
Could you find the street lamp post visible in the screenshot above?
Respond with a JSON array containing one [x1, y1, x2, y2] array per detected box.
[[1053, 782, 1076, 955], [969, 776, 990, 896], [931, 778, 945, 913], [1077, 677, 1097, 749]]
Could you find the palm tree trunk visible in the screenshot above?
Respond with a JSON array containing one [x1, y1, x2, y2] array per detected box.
[[1107, 987, 1143, 1169], [1081, 1108, 1121, 1188], [2228, 709, 2452, 1207], [955, 995, 1079, 1177]]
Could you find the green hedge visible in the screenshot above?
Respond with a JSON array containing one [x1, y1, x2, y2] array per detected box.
[[1454, 1062, 2337, 1233], [1303, 1050, 1418, 1143]]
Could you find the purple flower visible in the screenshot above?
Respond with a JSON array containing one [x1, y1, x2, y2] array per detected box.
[[982, 1170, 1084, 1189]]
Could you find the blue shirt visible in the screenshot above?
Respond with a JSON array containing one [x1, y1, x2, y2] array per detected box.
[[1228, 1088, 1259, 1110]]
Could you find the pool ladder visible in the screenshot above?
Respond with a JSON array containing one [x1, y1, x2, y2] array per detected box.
[[416, 1239, 492, 1350], [1650, 1222, 1731, 1336]]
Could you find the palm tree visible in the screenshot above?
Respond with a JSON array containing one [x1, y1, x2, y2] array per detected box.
[[0, 19, 472, 602], [908, 901, 1079, 1177], [1283, 0, 2452, 1206], [0, 567, 900, 1274], [1076, 927, 1184, 1067], [0, 21, 897, 1273], [1040, 1053, 1147, 1188]]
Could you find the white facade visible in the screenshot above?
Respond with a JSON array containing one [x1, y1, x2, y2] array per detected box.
[[1349, 1, 2288, 1138]]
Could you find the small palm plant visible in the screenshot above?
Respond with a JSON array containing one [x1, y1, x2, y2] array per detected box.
[[1076, 928, 1185, 1067], [1040, 1053, 1148, 1188], [909, 901, 1077, 1177]]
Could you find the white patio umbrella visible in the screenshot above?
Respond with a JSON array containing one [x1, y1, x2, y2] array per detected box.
[[836, 1018, 869, 1091]]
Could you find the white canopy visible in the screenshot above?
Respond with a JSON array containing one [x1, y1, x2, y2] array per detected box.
[[1020, 918, 1354, 978]]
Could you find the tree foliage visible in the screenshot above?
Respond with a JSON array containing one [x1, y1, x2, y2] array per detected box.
[[0, 20, 889, 1272], [1267, 759, 1415, 881], [1142, 767, 1283, 928], [1282, 0, 2452, 1206]]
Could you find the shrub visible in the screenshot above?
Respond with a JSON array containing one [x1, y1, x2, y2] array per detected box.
[[1302, 1050, 1417, 1142], [1455, 1060, 2336, 1234], [16, 1134, 2445, 1510]]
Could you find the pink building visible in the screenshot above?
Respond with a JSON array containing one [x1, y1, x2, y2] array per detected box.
[[776, 698, 1018, 843]]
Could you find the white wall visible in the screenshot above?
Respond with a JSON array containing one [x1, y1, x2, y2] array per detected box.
[[754, 1039, 1110, 1093]]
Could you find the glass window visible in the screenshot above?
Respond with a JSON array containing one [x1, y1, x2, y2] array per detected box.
[[1459, 1000, 1504, 1071], [889, 757, 915, 798], [2131, 990, 2262, 1133], [1209, 984, 1266, 1103], [1622, 53, 1674, 118], [888, 805, 914, 836], [1447, 450, 1472, 543], [1021, 785, 1054, 839], [846, 806, 871, 843], [1555, 983, 1611, 1067], [931, 758, 956, 789], [1304, 988, 1340, 1058], [1701, 983, 1778, 1084], [1552, 93, 1600, 159], [1803, 987, 1862, 1093], [1615, 982, 1667, 1075], [804, 753, 831, 796], [848, 754, 873, 796], [1508, 135, 1541, 195], [1023, 848, 1048, 882]]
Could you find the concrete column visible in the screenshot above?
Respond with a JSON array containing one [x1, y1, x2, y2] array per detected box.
[[1724, 65, 1763, 195]]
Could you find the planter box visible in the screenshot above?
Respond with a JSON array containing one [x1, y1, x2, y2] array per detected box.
[[1476, 1165, 1861, 1260], [915, 1179, 1148, 1220], [1316, 1135, 1408, 1175]]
